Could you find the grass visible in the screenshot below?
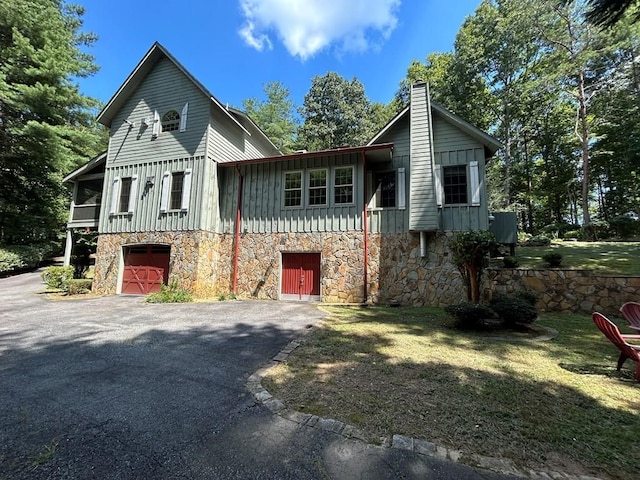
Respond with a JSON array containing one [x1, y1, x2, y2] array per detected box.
[[262, 306, 640, 480], [498, 241, 640, 275]]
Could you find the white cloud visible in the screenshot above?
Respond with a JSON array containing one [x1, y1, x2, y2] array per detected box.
[[238, 0, 400, 60]]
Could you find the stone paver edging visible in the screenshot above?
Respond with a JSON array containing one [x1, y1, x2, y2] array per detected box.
[[247, 339, 603, 480]]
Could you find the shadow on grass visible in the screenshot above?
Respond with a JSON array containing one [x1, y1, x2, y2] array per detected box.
[[266, 309, 640, 480]]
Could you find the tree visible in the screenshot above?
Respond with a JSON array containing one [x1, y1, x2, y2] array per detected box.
[[580, 0, 639, 25], [298, 72, 371, 151], [0, 0, 104, 246], [242, 81, 298, 153], [450, 230, 497, 303]]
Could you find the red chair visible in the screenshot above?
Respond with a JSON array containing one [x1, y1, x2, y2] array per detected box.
[[619, 302, 640, 332], [592, 312, 640, 381]]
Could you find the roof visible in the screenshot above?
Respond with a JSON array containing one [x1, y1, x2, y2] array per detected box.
[[218, 143, 394, 168], [96, 42, 279, 153], [62, 151, 107, 183], [367, 102, 502, 156]]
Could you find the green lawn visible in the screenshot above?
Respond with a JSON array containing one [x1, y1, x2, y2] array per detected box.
[[263, 306, 640, 480], [500, 241, 640, 275]]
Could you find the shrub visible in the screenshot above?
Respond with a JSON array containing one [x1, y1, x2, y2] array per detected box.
[[581, 220, 610, 240], [523, 235, 551, 247], [513, 289, 540, 306], [444, 302, 495, 330], [490, 296, 538, 326], [0, 244, 51, 274], [542, 252, 563, 267], [42, 266, 74, 290], [450, 230, 497, 303], [563, 229, 581, 240], [66, 279, 93, 295], [146, 279, 192, 303], [502, 256, 519, 268], [608, 215, 639, 239]]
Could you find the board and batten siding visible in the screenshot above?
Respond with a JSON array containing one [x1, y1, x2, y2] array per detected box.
[[107, 57, 209, 166], [432, 114, 490, 231], [100, 156, 206, 233], [217, 154, 364, 234], [368, 114, 410, 234], [409, 83, 438, 231]]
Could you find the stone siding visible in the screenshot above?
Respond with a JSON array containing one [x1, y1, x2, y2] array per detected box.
[[93, 231, 221, 297], [487, 268, 640, 315]]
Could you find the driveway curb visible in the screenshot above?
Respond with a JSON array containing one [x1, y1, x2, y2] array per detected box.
[[247, 339, 604, 480]]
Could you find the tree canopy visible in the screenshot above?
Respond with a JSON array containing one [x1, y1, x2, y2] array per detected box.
[[0, 0, 104, 246]]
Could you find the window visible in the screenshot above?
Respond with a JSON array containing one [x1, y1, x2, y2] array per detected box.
[[308, 169, 327, 206], [443, 165, 468, 204], [161, 110, 180, 132], [118, 177, 132, 213], [374, 171, 396, 208], [170, 172, 184, 210], [76, 178, 103, 205], [334, 167, 353, 204], [284, 171, 302, 207]]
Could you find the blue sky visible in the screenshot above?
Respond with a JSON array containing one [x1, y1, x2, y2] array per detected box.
[[77, 0, 481, 112]]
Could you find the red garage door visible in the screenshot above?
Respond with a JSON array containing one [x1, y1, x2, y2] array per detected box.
[[281, 253, 321, 301], [122, 245, 170, 295]]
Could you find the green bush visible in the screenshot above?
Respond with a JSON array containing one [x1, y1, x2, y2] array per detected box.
[[502, 256, 519, 268], [608, 215, 639, 239], [42, 266, 74, 290], [146, 279, 192, 303], [563, 229, 581, 240], [523, 234, 551, 247], [542, 252, 563, 267], [490, 296, 538, 326], [66, 279, 92, 295], [0, 244, 51, 274], [581, 220, 610, 240], [513, 289, 540, 306], [444, 302, 495, 330]]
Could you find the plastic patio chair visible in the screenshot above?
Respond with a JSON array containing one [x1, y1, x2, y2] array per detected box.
[[619, 302, 640, 332], [592, 312, 640, 381]]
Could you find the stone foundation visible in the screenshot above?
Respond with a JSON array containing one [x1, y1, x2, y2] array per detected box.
[[93, 231, 222, 297], [487, 268, 640, 315]]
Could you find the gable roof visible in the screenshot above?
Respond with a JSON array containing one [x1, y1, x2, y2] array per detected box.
[[367, 102, 502, 156], [96, 42, 279, 153], [63, 151, 106, 183]]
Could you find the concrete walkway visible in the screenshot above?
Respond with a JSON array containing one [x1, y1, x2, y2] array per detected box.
[[0, 269, 581, 479]]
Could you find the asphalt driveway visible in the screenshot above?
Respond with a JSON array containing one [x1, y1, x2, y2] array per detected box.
[[0, 270, 519, 480]]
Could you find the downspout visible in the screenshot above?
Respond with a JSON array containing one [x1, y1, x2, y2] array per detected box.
[[232, 165, 243, 295], [420, 231, 427, 258], [361, 150, 368, 305]]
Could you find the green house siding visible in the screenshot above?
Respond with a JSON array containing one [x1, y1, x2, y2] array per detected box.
[[218, 154, 364, 234]]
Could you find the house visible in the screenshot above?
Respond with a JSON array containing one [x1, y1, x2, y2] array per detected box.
[[63, 42, 501, 305]]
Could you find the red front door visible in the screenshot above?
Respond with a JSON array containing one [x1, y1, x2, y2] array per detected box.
[[281, 253, 321, 300], [122, 245, 170, 295]]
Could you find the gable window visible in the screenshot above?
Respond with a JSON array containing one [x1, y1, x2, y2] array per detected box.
[[443, 165, 468, 204], [161, 110, 180, 132], [308, 169, 327, 206], [374, 171, 396, 208], [334, 167, 353, 204], [119, 177, 132, 213], [284, 171, 302, 207], [170, 172, 185, 210]]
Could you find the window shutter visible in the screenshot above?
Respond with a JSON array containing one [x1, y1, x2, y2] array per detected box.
[[180, 103, 188, 132], [434, 165, 443, 207], [181, 168, 192, 210], [160, 171, 170, 212], [128, 175, 138, 213], [152, 110, 160, 138], [470, 161, 480, 206], [109, 177, 121, 215], [397, 167, 406, 210]]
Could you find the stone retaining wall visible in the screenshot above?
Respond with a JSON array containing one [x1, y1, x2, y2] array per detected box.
[[487, 268, 640, 315]]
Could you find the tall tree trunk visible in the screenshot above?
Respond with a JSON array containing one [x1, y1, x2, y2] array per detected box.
[[577, 70, 591, 226]]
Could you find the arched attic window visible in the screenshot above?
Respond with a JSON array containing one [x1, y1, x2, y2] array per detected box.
[[161, 110, 180, 132]]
